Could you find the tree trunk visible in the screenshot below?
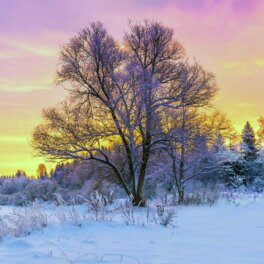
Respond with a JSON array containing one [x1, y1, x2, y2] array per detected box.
[[132, 193, 146, 207], [178, 187, 184, 204], [178, 107, 186, 204]]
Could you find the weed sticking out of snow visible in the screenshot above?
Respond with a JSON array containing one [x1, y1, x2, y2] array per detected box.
[[86, 191, 111, 221], [0, 200, 47, 238], [152, 204, 176, 227], [0, 194, 264, 263], [48, 241, 142, 264], [120, 199, 136, 225]]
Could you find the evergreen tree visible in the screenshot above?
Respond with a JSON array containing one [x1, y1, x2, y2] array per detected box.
[[15, 169, 26, 178], [241, 121, 258, 161]]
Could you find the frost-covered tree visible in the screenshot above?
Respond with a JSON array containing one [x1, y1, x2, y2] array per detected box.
[[221, 122, 260, 188], [164, 109, 233, 202], [241, 121, 258, 161], [32, 21, 217, 205]]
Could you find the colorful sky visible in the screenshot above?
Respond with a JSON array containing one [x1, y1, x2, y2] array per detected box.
[[0, 0, 263, 175]]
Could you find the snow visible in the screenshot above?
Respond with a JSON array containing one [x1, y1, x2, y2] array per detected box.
[[1, 197, 264, 264]]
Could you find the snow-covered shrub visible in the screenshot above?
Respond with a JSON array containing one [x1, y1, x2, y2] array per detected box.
[[251, 177, 264, 192], [181, 189, 220, 205], [153, 204, 176, 227], [68, 204, 82, 227], [0, 194, 9, 205], [0, 177, 29, 195], [8, 192, 28, 206], [25, 200, 48, 229], [53, 196, 83, 227], [121, 200, 135, 225], [2, 200, 48, 237], [116, 199, 151, 227], [25, 180, 58, 201], [52, 193, 69, 225], [0, 193, 28, 206], [86, 191, 110, 221]]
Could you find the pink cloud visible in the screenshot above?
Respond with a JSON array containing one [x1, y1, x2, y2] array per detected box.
[[0, 0, 264, 174]]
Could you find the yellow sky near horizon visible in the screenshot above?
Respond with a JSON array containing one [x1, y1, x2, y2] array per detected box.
[[0, 0, 263, 175]]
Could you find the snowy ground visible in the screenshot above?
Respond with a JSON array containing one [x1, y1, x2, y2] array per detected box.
[[1, 196, 264, 264]]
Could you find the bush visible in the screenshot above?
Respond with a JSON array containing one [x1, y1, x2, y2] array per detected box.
[[1, 200, 48, 237], [8, 192, 28, 206], [153, 204, 176, 227], [0, 192, 28, 206], [25, 180, 58, 201], [0, 194, 9, 205], [180, 189, 220, 206], [0, 177, 29, 195], [251, 177, 264, 192], [86, 191, 110, 221]]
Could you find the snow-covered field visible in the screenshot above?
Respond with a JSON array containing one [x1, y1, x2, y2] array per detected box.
[[1, 196, 264, 264]]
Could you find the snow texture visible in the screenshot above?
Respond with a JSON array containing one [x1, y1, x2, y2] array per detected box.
[[0, 196, 264, 264]]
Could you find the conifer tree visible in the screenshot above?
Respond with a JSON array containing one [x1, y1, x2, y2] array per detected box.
[[241, 121, 258, 161]]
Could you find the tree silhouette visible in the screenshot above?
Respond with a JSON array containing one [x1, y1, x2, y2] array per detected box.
[[241, 121, 258, 161]]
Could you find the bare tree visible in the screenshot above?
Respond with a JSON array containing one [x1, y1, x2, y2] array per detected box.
[[36, 163, 48, 179], [164, 109, 234, 203], [32, 21, 217, 205]]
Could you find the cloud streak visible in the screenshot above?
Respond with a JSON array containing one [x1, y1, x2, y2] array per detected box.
[[0, 0, 263, 174]]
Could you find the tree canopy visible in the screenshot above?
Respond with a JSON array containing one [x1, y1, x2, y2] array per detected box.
[[32, 21, 217, 205]]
